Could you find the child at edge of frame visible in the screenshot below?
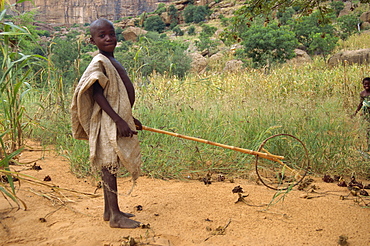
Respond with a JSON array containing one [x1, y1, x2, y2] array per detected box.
[[70, 18, 143, 228], [353, 77, 370, 152]]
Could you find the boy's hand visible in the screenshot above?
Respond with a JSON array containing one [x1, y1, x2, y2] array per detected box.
[[133, 117, 142, 130], [115, 118, 137, 137]]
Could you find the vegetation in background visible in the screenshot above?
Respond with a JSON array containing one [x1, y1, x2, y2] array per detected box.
[[183, 4, 210, 23], [236, 23, 298, 67], [195, 24, 219, 53], [144, 15, 166, 33], [115, 33, 191, 79], [0, 1, 46, 208], [1, 1, 370, 188]]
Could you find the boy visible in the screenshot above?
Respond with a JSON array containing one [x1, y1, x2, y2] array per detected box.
[[71, 18, 142, 228], [353, 77, 370, 151]]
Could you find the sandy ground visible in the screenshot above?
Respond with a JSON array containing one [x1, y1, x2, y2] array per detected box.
[[1, 143, 369, 246]]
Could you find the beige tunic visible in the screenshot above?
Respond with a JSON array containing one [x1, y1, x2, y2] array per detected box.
[[70, 54, 141, 180]]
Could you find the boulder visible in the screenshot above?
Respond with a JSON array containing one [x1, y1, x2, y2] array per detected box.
[[361, 22, 370, 30], [209, 52, 224, 64], [175, 4, 186, 11], [328, 49, 370, 66], [161, 12, 171, 25], [338, 2, 355, 17], [287, 49, 312, 64], [116, 18, 136, 29], [223, 59, 243, 73], [174, 0, 191, 4], [360, 11, 370, 23], [198, 0, 214, 5], [189, 53, 208, 74], [122, 27, 147, 42]]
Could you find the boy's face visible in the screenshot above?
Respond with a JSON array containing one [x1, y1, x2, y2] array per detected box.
[[363, 80, 370, 91], [90, 21, 117, 53]]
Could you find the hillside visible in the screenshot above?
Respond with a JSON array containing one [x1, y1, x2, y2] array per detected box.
[[10, 0, 223, 26]]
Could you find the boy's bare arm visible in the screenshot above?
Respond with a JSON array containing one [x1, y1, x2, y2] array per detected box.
[[353, 96, 364, 117], [92, 82, 137, 137]]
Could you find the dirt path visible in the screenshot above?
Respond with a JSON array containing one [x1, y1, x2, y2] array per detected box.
[[1, 143, 369, 246]]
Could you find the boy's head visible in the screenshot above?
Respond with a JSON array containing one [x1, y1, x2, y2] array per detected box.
[[363, 77, 370, 90], [90, 18, 117, 54], [363, 77, 370, 84]]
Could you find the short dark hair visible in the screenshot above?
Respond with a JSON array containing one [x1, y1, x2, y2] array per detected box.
[[363, 77, 370, 83], [90, 18, 114, 36]]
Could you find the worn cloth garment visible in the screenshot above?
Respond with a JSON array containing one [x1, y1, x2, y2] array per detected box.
[[70, 54, 141, 180], [362, 95, 370, 122], [361, 95, 370, 151]]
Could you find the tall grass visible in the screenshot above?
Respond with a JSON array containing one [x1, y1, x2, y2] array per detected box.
[[0, 1, 46, 207], [20, 32, 370, 181], [132, 58, 370, 179]]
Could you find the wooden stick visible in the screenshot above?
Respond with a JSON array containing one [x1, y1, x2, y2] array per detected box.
[[141, 126, 284, 162]]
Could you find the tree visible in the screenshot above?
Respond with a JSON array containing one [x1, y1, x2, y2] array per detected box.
[[277, 7, 295, 25], [173, 26, 184, 36], [337, 14, 360, 40], [241, 0, 343, 17], [308, 33, 338, 58], [329, 1, 345, 17], [115, 35, 191, 78], [193, 6, 209, 23], [168, 4, 179, 25], [187, 25, 196, 35], [291, 11, 336, 50], [200, 24, 217, 38], [239, 23, 298, 67], [51, 38, 79, 86], [144, 15, 165, 33], [183, 5, 196, 23], [183, 5, 210, 23]]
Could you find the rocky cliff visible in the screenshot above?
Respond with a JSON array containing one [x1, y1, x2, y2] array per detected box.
[[11, 0, 175, 26]]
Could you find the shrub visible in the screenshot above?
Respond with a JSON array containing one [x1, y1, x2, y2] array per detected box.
[[276, 7, 295, 25], [187, 25, 196, 35], [115, 36, 191, 78], [330, 1, 345, 17], [291, 10, 337, 52], [144, 15, 166, 33], [337, 14, 360, 40], [183, 5, 210, 23], [173, 26, 184, 36], [309, 33, 338, 58], [200, 24, 217, 38], [239, 23, 298, 67]]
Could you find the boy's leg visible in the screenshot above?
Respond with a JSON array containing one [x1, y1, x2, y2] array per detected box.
[[367, 127, 370, 152], [102, 167, 141, 228], [103, 188, 135, 221]]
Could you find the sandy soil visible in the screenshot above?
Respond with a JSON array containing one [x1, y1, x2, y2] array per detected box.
[[0, 142, 369, 246]]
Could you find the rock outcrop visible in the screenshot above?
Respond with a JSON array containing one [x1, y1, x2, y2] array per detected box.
[[122, 27, 147, 41], [189, 52, 207, 74], [328, 49, 370, 66], [11, 0, 169, 26], [287, 49, 312, 64], [223, 59, 243, 73]]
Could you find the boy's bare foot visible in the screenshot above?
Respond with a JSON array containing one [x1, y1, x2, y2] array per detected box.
[[103, 211, 135, 221], [109, 213, 141, 228]]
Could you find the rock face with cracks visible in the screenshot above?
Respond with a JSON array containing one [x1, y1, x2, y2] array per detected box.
[[11, 0, 164, 25]]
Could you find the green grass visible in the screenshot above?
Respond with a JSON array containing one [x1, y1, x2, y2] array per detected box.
[[15, 33, 370, 181], [131, 58, 370, 179], [22, 56, 370, 181]]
